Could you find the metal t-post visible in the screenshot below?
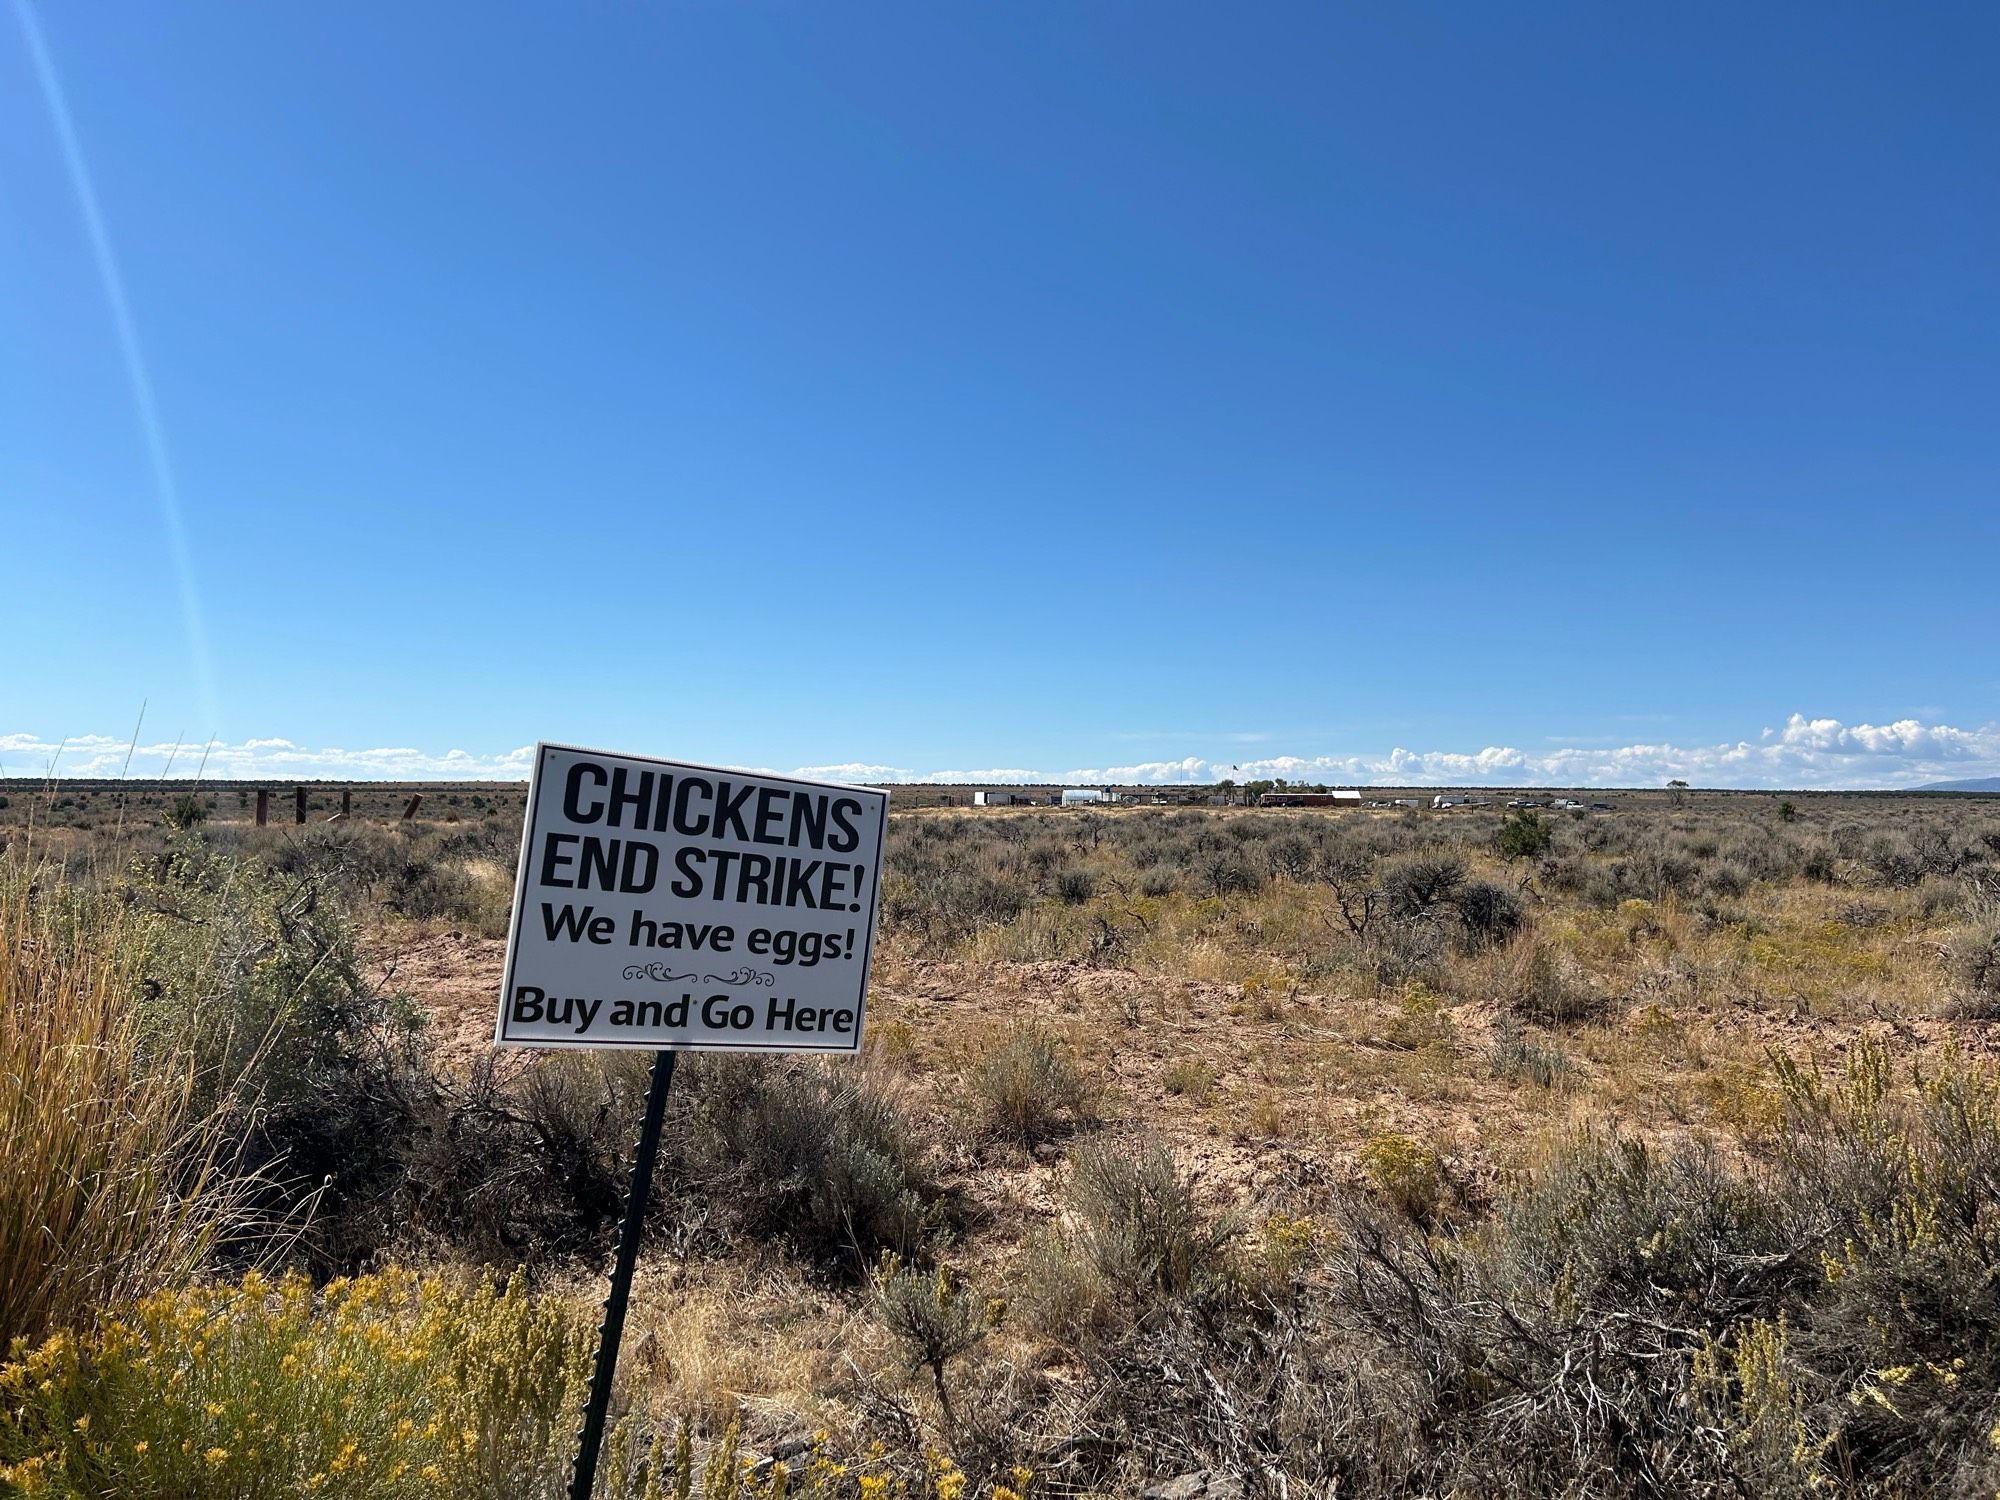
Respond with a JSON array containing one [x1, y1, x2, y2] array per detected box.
[[569, 1048, 678, 1500]]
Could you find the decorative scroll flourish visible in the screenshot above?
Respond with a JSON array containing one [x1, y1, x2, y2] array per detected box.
[[621, 962, 776, 988], [622, 964, 697, 984]]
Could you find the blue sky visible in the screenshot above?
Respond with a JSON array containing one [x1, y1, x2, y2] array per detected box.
[[4, 3, 1996, 787]]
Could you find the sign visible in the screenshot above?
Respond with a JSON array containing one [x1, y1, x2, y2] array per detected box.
[[496, 744, 888, 1053]]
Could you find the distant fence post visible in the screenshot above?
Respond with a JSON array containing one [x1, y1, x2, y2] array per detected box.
[[341, 788, 352, 819], [402, 793, 423, 821], [255, 790, 268, 827], [295, 787, 307, 825]]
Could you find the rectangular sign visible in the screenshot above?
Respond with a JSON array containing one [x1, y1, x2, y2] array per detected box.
[[496, 744, 888, 1052]]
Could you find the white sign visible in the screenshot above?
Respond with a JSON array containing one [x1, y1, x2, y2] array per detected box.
[[496, 744, 888, 1053]]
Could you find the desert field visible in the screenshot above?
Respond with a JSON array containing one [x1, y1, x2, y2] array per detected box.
[[5, 782, 2000, 1498]]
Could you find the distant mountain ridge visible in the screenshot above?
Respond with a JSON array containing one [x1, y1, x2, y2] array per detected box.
[[1916, 776, 2000, 792]]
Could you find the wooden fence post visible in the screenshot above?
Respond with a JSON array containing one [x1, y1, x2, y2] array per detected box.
[[341, 788, 352, 819], [255, 790, 268, 827], [402, 793, 424, 821], [295, 787, 307, 825]]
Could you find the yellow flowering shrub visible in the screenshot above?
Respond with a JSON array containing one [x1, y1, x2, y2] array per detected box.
[[1357, 1133, 1447, 1223], [0, 1273, 1022, 1500], [0, 1268, 588, 1499], [1257, 1212, 1332, 1285]]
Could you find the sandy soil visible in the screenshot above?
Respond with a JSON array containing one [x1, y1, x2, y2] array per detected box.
[[368, 928, 2000, 1248]]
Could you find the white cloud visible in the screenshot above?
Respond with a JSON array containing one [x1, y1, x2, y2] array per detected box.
[[0, 734, 536, 781], [1037, 714, 2000, 788], [3, 712, 1996, 789], [789, 762, 914, 783]]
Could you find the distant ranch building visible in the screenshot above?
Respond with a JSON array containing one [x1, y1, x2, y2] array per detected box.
[[1257, 790, 1362, 808]]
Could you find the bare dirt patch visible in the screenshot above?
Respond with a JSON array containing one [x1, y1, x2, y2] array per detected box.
[[370, 930, 510, 1071]]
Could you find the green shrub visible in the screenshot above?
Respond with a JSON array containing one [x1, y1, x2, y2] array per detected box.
[[1452, 879, 1526, 947], [1357, 1133, 1451, 1224], [1161, 1057, 1217, 1103], [1488, 1019, 1574, 1089], [1291, 1044, 2000, 1495], [255, 1045, 646, 1275], [1386, 985, 1455, 1054], [873, 1258, 990, 1424], [1692, 1315, 1826, 1497], [383, 854, 474, 921], [164, 794, 207, 830], [971, 1028, 1095, 1144], [678, 1057, 942, 1271], [1951, 916, 2000, 996], [131, 833, 401, 1115], [1381, 853, 1466, 919], [1012, 1227, 1117, 1350], [1013, 1138, 1239, 1357], [1066, 1139, 1237, 1316], [1314, 1131, 1801, 1495], [1497, 809, 1553, 861], [1052, 867, 1096, 905]]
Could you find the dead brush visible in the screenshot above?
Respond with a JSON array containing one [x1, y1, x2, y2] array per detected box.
[[1497, 934, 1609, 1027]]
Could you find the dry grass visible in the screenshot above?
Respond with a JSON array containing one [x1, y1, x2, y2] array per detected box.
[[604, 1257, 886, 1434], [9, 787, 2000, 1495], [0, 872, 241, 1349]]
